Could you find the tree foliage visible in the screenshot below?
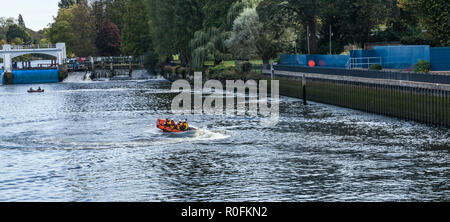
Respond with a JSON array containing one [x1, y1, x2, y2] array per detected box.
[[70, 3, 97, 57], [398, 0, 449, 46], [39, 0, 448, 65], [95, 19, 122, 56], [190, 27, 231, 68], [6, 24, 31, 44], [226, 8, 262, 61], [58, 0, 76, 9], [47, 7, 75, 54], [121, 0, 152, 55], [18, 14, 25, 28]]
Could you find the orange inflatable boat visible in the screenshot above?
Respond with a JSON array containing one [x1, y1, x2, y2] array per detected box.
[[157, 119, 197, 133]]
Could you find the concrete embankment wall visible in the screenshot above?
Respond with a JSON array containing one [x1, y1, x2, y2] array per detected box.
[[263, 69, 450, 127]]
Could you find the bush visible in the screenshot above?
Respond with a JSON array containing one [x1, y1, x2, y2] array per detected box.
[[163, 65, 174, 75], [413, 60, 431, 73], [369, 64, 382, 70], [175, 66, 186, 75]]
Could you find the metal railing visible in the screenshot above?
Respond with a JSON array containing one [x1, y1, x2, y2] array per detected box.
[[91, 56, 145, 65], [349, 57, 382, 69]]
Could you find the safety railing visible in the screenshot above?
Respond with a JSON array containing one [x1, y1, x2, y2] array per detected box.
[[349, 57, 382, 69], [11, 44, 57, 50], [270, 64, 450, 85]]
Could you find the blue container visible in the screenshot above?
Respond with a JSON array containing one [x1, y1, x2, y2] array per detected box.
[[0, 70, 4, 85], [374, 45, 430, 69], [281, 54, 349, 68], [12, 69, 59, 84]]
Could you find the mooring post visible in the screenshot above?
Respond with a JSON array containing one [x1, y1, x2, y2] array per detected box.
[[129, 57, 132, 77], [109, 57, 113, 78], [302, 73, 307, 105], [270, 63, 274, 80]]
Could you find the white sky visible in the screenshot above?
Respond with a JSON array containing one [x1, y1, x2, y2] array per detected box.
[[1, 0, 60, 31]]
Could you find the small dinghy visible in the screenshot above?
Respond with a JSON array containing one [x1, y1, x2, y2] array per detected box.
[[28, 89, 45, 93]]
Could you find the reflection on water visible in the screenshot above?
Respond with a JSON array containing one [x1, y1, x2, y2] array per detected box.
[[0, 74, 448, 201]]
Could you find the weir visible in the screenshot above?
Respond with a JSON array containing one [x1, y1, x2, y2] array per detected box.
[[0, 43, 67, 85]]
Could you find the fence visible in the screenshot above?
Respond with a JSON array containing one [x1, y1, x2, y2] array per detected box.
[[350, 45, 431, 70], [430, 47, 450, 71], [92, 56, 145, 65], [280, 54, 349, 68], [263, 66, 450, 127]]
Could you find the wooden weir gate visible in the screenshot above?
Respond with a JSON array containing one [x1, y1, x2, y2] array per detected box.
[[85, 56, 145, 79], [263, 65, 450, 127]]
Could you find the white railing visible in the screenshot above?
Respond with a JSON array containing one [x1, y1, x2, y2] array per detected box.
[[11, 44, 57, 50], [349, 57, 382, 69]]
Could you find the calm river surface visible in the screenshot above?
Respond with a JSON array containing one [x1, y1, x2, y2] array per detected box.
[[0, 72, 448, 202]]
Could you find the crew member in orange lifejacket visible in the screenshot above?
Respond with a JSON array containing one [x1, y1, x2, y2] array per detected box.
[[164, 119, 170, 127]]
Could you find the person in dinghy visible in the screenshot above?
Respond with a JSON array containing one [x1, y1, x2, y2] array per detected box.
[[157, 119, 196, 133]]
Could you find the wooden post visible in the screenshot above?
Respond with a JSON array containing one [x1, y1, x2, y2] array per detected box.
[[270, 63, 274, 80], [129, 58, 132, 77], [302, 74, 307, 105], [110, 57, 113, 78]]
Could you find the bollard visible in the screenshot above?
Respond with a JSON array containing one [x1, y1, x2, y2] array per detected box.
[[302, 74, 307, 105]]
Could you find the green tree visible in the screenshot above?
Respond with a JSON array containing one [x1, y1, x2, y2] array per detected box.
[[190, 27, 231, 68], [202, 0, 238, 29], [58, 0, 76, 9], [47, 7, 75, 54], [226, 8, 262, 61], [256, 1, 292, 63], [70, 3, 97, 56], [171, 0, 206, 65], [18, 14, 25, 28], [105, 0, 127, 32], [6, 24, 31, 44], [147, 0, 176, 58], [399, 0, 449, 46], [91, 0, 107, 31], [147, 0, 205, 65], [122, 0, 151, 55]]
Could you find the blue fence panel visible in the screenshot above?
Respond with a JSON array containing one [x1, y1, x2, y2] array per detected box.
[[12, 69, 59, 84], [281, 54, 349, 68], [350, 50, 378, 58], [308, 55, 349, 68], [430, 47, 450, 71], [374, 45, 430, 69], [280, 54, 307, 66], [0, 70, 3, 85]]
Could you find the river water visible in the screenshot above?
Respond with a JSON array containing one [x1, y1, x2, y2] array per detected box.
[[0, 72, 448, 202]]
